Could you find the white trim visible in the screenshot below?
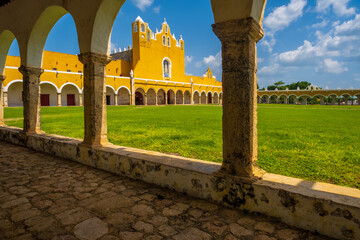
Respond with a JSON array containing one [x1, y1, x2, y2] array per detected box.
[[116, 86, 131, 95], [59, 82, 82, 94], [3, 79, 22, 92], [200, 90, 206, 96], [213, 91, 219, 96], [40, 81, 60, 93], [135, 87, 146, 93], [106, 85, 116, 94], [207, 91, 213, 96]]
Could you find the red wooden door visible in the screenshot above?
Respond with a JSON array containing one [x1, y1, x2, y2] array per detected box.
[[67, 94, 75, 106], [40, 94, 50, 106]]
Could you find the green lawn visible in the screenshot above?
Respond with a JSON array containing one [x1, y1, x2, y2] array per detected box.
[[4, 104, 360, 189]]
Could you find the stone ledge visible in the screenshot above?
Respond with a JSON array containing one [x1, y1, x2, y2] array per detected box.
[[0, 126, 359, 240]]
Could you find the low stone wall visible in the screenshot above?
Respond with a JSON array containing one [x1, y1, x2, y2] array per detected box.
[[1, 126, 359, 240]]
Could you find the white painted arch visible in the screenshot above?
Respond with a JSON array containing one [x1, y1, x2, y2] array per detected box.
[[40, 81, 60, 93], [106, 85, 116, 94], [116, 86, 131, 95], [59, 82, 82, 93], [3, 79, 23, 92]]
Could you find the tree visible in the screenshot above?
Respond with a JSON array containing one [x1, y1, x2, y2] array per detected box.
[[274, 81, 285, 87]]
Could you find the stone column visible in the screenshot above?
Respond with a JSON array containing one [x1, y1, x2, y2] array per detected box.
[[144, 93, 148, 106], [78, 52, 111, 146], [0, 75, 5, 126], [213, 18, 264, 179], [344, 96, 349, 105], [293, 97, 297, 105], [3, 92, 8, 107], [79, 93, 83, 106], [130, 71, 135, 106], [155, 92, 158, 106], [275, 96, 279, 104], [331, 95, 336, 105], [19, 66, 44, 134], [284, 97, 288, 104], [190, 80, 194, 105], [266, 97, 270, 104], [114, 94, 118, 106], [165, 92, 168, 105], [57, 93, 61, 107], [320, 96, 325, 105], [302, 97, 307, 105]]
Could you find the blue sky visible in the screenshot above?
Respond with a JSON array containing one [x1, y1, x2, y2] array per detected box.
[[8, 0, 360, 89]]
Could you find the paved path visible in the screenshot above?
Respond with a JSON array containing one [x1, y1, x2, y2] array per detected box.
[[0, 142, 333, 240]]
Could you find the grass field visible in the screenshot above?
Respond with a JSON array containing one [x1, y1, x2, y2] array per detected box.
[[4, 104, 360, 189]]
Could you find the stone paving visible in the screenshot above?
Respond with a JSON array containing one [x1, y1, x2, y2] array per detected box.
[[0, 141, 334, 240]]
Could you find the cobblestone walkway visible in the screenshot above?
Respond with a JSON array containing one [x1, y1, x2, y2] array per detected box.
[[0, 142, 333, 240]]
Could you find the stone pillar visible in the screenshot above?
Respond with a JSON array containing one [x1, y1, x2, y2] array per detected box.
[[331, 95, 336, 105], [213, 18, 264, 179], [3, 92, 8, 107], [57, 93, 61, 107], [284, 97, 288, 104], [266, 97, 270, 104], [78, 52, 111, 146], [344, 96, 349, 105], [144, 93, 148, 106], [293, 97, 297, 105], [165, 92, 168, 105], [275, 97, 279, 104], [19, 66, 44, 134], [155, 92, 158, 106], [320, 96, 325, 105], [130, 71, 135, 106], [302, 97, 307, 105], [114, 94, 118, 106], [190, 81, 194, 105], [0, 75, 5, 126], [79, 93, 83, 106]]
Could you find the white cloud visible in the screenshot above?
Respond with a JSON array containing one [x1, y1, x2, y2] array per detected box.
[[257, 58, 264, 63], [258, 64, 280, 75], [196, 51, 222, 78], [311, 19, 329, 28], [264, 0, 307, 35], [132, 0, 154, 11], [316, 58, 348, 74], [153, 6, 161, 14], [185, 56, 193, 64], [316, 0, 355, 16], [260, 38, 276, 53]]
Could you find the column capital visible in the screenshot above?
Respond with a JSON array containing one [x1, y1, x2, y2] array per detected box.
[[18, 66, 44, 77], [0, 75, 6, 81], [78, 52, 112, 65], [212, 17, 264, 43]]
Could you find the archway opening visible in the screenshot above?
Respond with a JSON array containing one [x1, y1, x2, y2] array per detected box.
[[7, 81, 23, 107], [184, 90, 191, 104], [201, 92, 206, 104], [61, 84, 80, 106], [167, 89, 175, 104], [40, 83, 58, 106], [207, 92, 213, 104], [117, 87, 131, 105], [157, 89, 166, 105], [106, 86, 116, 105], [176, 90, 183, 104], [135, 88, 145, 105], [213, 92, 219, 104], [193, 91, 200, 104], [147, 88, 156, 105]]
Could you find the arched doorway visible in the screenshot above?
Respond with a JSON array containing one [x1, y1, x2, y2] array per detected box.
[[135, 88, 145, 105], [201, 91, 206, 104], [117, 87, 130, 105], [157, 89, 166, 105], [176, 90, 183, 104], [167, 89, 175, 104], [61, 84, 80, 106], [40, 82, 58, 106], [184, 91, 191, 104], [7, 81, 23, 107], [213, 92, 219, 104], [147, 88, 156, 105], [193, 91, 200, 104], [207, 92, 213, 104], [106, 86, 116, 105]]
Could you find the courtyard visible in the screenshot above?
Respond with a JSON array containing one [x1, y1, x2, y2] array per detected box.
[[4, 104, 360, 189]]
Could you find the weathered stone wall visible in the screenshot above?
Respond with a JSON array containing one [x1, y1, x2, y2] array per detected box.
[[0, 126, 359, 240]]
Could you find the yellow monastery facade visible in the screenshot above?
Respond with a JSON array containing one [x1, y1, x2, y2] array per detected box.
[[2, 17, 223, 107]]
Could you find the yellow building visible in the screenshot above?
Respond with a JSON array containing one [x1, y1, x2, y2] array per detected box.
[[2, 17, 223, 107]]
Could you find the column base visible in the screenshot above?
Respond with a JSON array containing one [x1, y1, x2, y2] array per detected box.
[[213, 167, 266, 184]]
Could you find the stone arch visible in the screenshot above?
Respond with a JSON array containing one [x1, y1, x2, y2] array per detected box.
[[213, 92, 219, 104], [288, 95, 297, 104], [106, 85, 116, 105], [207, 91, 213, 104], [90, 0, 126, 55], [157, 88, 166, 105], [299, 95, 311, 105], [0, 30, 18, 75], [184, 90, 191, 104], [7, 80, 23, 107], [26, 6, 72, 67], [201, 91, 207, 104], [40, 82, 58, 106], [261, 95, 269, 103], [167, 89, 175, 104], [147, 88, 156, 105], [279, 94, 288, 104], [176, 90, 183, 104], [135, 87, 145, 105], [59, 82, 82, 94], [269, 94, 278, 104], [340, 93, 352, 105], [117, 87, 130, 105], [61, 84, 80, 106], [193, 91, 200, 104]]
